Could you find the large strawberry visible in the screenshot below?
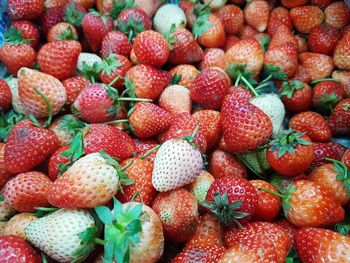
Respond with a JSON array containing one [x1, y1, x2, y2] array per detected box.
[[290, 5, 324, 33], [4, 120, 59, 174], [308, 24, 341, 55], [159, 84, 192, 115], [37, 40, 82, 80], [333, 33, 350, 71], [215, 4, 243, 35], [221, 95, 272, 153], [0, 235, 41, 262], [280, 80, 313, 112], [25, 208, 98, 262], [7, 0, 44, 20]]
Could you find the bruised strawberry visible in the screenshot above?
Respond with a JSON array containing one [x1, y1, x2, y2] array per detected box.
[[325, 1, 350, 29], [7, 0, 44, 20]]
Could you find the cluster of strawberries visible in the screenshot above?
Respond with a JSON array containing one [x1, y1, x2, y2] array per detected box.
[[0, 0, 350, 262]]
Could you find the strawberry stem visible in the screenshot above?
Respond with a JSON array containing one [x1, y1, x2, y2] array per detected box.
[[139, 144, 160, 159], [33, 88, 53, 128], [240, 76, 259, 97], [117, 97, 152, 102], [311, 78, 340, 85], [108, 76, 120, 87], [259, 187, 285, 199], [121, 159, 134, 171], [234, 74, 241, 88], [255, 81, 271, 90], [94, 238, 104, 245], [103, 119, 129, 125]]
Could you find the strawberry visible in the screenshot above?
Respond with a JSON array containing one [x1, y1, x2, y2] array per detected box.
[[3, 171, 52, 212], [295, 228, 350, 262], [77, 52, 102, 73], [0, 235, 41, 262], [292, 64, 312, 83], [325, 1, 350, 28], [192, 110, 222, 150], [227, 84, 254, 102], [239, 24, 258, 39], [82, 10, 113, 52], [267, 129, 314, 177], [281, 0, 307, 8], [25, 208, 98, 262], [224, 34, 240, 51], [62, 76, 90, 106], [18, 68, 67, 119], [289, 111, 332, 142], [299, 52, 334, 80], [48, 145, 70, 180], [159, 84, 191, 115], [290, 5, 324, 33], [312, 80, 345, 113], [125, 64, 171, 100], [117, 7, 152, 32], [187, 170, 215, 204], [332, 70, 350, 97], [268, 24, 298, 51], [95, 200, 164, 263], [333, 33, 350, 71], [0, 28, 36, 77], [193, 14, 225, 48], [308, 24, 341, 55], [37, 40, 82, 80], [225, 38, 264, 77], [179, 1, 197, 28], [204, 176, 257, 227], [199, 48, 225, 70], [11, 20, 40, 49], [309, 159, 350, 205], [7, 0, 44, 20], [168, 28, 204, 65], [98, 54, 132, 90], [44, 0, 69, 8], [244, 0, 269, 32], [101, 31, 132, 58], [4, 213, 38, 239], [328, 98, 350, 136], [311, 141, 346, 169], [47, 22, 78, 42], [134, 138, 158, 161], [342, 149, 350, 169], [215, 4, 244, 35], [221, 95, 272, 153], [280, 80, 312, 112], [267, 7, 293, 36], [40, 6, 66, 35], [0, 144, 13, 189], [250, 180, 281, 222], [0, 80, 12, 111], [0, 199, 16, 221], [153, 4, 187, 35], [4, 120, 59, 174], [132, 30, 170, 68], [129, 102, 173, 138], [189, 67, 230, 110], [152, 188, 198, 242], [173, 245, 225, 263], [224, 222, 292, 263], [209, 149, 247, 179], [169, 64, 199, 87]]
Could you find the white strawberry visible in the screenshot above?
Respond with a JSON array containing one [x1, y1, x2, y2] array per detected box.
[[250, 93, 286, 133], [6, 77, 26, 114], [25, 208, 97, 263], [187, 170, 215, 203], [153, 4, 187, 35], [77, 52, 102, 72], [0, 199, 16, 221], [152, 137, 203, 192]]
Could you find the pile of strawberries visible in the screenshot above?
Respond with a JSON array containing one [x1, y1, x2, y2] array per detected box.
[[0, 0, 350, 261]]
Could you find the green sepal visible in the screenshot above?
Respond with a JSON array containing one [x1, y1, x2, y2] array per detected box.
[[341, 103, 350, 111], [58, 115, 86, 138], [326, 158, 350, 196], [335, 214, 350, 236], [225, 63, 258, 87], [78, 61, 101, 83], [192, 14, 212, 39], [285, 247, 302, 263], [0, 110, 25, 142], [35, 207, 59, 218], [109, 0, 137, 20], [263, 64, 287, 81], [164, 24, 177, 50], [194, 1, 212, 16], [103, 85, 120, 117], [171, 73, 182, 85], [64, 3, 85, 28], [97, 54, 122, 77], [316, 92, 342, 113], [56, 26, 78, 41], [118, 16, 145, 42], [4, 27, 32, 45], [258, 35, 270, 53], [280, 80, 304, 99], [89, 9, 110, 27]]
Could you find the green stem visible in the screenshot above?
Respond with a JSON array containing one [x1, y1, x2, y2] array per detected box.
[[139, 144, 160, 160], [35, 207, 58, 212], [255, 82, 271, 90], [128, 30, 134, 43], [234, 74, 241, 88], [108, 76, 119, 87], [310, 78, 340, 85], [33, 88, 53, 128], [94, 238, 105, 245], [260, 187, 285, 199], [261, 74, 272, 83], [104, 119, 129, 125], [241, 76, 259, 97], [117, 98, 152, 102], [191, 124, 200, 138], [121, 159, 134, 171]]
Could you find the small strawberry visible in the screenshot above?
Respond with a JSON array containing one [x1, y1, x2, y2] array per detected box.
[[280, 80, 313, 112], [0, 80, 12, 111], [199, 48, 225, 70], [244, 0, 269, 32], [100, 31, 132, 57], [332, 70, 350, 97], [299, 52, 334, 80], [328, 98, 350, 136], [48, 146, 70, 180], [0, 235, 41, 263], [193, 14, 226, 48], [7, 0, 44, 20], [290, 5, 324, 33], [153, 4, 187, 35], [312, 80, 345, 113], [267, 7, 293, 36], [209, 149, 247, 179], [333, 33, 350, 71], [325, 1, 350, 28], [0, 27, 36, 77], [11, 20, 40, 49], [3, 171, 52, 212], [308, 24, 341, 55], [0, 143, 13, 188], [295, 228, 350, 262], [62, 76, 90, 106], [4, 213, 38, 239], [159, 84, 191, 115], [221, 95, 272, 153], [289, 111, 332, 142], [203, 176, 258, 226], [37, 40, 82, 80], [25, 208, 98, 262], [311, 141, 346, 169], [47, 22, 78, 42], [173, 245, 225, 263], [189, 67, 230, 110], [40, 6, 66, 35], [215, 4, 244, 35], [117, 7, 152, 32], [4, 120, 59, 174], [169, 64, 199, 87], [152, 188, 198, 243], [82, 10, 113, 52]]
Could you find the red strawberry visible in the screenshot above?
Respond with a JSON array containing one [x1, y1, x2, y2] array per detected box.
[[62, 76, 90, 106], [332, 70, 350, 97], [333, 33, 350, 71], [204, 176, 258, 226], [189, 67, 230, 110], [292, 64, 312, 84], [268, 24, 298, 51], [0, 235, 41, 263], [209, 149, 247, 179], [199, 48, 225, 70], [11, 20, 40, 49], [0, 28, 36, 77], [0, 143, 13, 189], [133, 30, 170, 68], [325, 1, 350, 28], [48, 145, 70, 181], [215, 4, 244, 35], [280, 80, 313, 112], [134, 138, 158, 162], [221, 95, 273, 153], [40, 6, 65, 35], [4, 120, 60, 174], [82, 11, 113, 52], [250, 180, 281, 222], [299, 52, 334, 80], [117, 7, 152, 31], [47, 22, 78, 42], [173, 245, 225, 263], [308, 24, 342, 55], [224, 34, 240, 51], [328, 98, 350, 136], [342, 148, 350, 169], [152, 188, 198, 243], [125, 64, 171, 100], [244, 0, 270, 32], [0, 80, 12, 111], [267, 7, 293, 36], [193, 14, 225, 48], [7, 0, 44, 20], [159, 84, 191, 115], [169, 64, 199, 87], [37, 40, 82, 80], [44, 0, 69, 8], [312, 80, 345, 112], [3, 171, 52, 212], [311, 141, 346, 169], [281, 0, 307, 8], [290, 5, 324, 33], [168, 28, 203, 65], [274, 218, 297, 240], [239, 24, 258, 39], [129, 102, 173, 138], [227, 85, 254, 102], [101, 31, 132, 57], [116, 157, 156, 206], [289, 111, 332, 142], [295, 228, 350, 262]]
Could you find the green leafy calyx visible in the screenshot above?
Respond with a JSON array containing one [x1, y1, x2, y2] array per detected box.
[[192, 14, 212, 39]]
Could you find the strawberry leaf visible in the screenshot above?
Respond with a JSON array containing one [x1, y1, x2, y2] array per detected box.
[[0, 110, 25, 142], [56, 26, 78, 41], [118, 16, 145, 42], [164, 24, 177, 50], [280, 80, 304, 99], [95, 206, 114, 225], [58, 115, 86, 138], [109, 0, 137, 20], [64, 3, 85, 28], [4, 27, 32, 45], [171, 73, 182, 85], [97, 54, 122, 77], [192, 14, 212, 39], [263, 64, 287, 81]]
